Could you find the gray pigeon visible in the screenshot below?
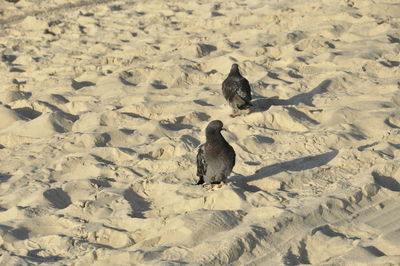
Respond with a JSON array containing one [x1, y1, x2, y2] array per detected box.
[[196, 120, 236, 185], [222, 63, 252, 117]]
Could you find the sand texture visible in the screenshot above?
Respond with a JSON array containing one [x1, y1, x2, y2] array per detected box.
[[1, 0, 400, 265]]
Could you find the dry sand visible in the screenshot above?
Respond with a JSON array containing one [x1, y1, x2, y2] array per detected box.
[[0, 0, 400, 265]]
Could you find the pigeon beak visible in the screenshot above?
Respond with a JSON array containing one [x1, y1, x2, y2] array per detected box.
[[221, 127, 228, 132]]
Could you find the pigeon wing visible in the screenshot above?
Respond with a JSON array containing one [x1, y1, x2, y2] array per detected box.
[[196, 144, 207, 184], [222, 78, 239, 102], [237, 78, 252, 103], [225, 143, 236, 177], [222, 77, 251, 106]]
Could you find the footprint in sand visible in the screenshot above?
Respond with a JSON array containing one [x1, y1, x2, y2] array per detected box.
[[43, 188, 72, 209]]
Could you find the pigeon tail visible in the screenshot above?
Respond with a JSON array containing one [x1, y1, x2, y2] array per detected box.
[[197, 177, 205, 185]]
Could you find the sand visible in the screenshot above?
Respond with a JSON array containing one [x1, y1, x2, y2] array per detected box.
[[0, 0, 400, 265]]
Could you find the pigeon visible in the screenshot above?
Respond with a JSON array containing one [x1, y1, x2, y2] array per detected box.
[[222, 63, 252, 117], [196, 120, 236, 185]]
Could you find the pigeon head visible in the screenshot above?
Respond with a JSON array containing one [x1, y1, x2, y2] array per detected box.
[[229, 63, 240, 76], [206, 120, 224, 138]]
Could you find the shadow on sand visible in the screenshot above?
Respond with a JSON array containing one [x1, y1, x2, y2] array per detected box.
[[251, 79, 331, 113], [231, 150, 338, 191]]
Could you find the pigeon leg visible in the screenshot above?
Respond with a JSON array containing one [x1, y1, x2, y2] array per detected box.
[[217, 182, 228, 188], [209, 184, 227, 191], [203, 182, 221, 191], [230, 111, 239, 118], [208, 180, 228, 190], [203, 184, 214, 191]]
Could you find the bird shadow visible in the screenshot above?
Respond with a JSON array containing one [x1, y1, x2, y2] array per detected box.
[[251, 79, 331, 113], [250, 149, 338, 182], [230, 150, 338, 191], [71, 80, 96, 90], [267, 71, 293, 85]]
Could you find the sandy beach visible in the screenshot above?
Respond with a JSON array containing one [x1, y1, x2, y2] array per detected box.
[[0, 0, 400, 264]]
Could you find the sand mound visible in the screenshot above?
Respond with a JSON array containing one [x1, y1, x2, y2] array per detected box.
[[0, 89, 31, 104], [4, 111, 74, 138], [0, 104, 24, 130]]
